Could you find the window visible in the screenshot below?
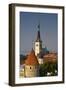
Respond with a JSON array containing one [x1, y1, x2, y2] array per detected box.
[[30, 67, 31, 69]]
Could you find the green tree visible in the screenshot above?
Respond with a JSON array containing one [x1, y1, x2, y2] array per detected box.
[[39, 61, 58, 76]]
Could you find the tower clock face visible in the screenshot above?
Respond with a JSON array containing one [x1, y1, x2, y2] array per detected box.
[[36, 44, 38, 46]]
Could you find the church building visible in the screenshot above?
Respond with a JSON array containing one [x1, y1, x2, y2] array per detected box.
[[34, 24, 44, 64], [20, 23, 50, 77]]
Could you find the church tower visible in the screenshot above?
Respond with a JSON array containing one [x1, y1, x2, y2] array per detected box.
[[35, 24, 42, 56]]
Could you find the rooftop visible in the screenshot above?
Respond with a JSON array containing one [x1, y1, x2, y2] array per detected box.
[[25, 49, 39, 65]]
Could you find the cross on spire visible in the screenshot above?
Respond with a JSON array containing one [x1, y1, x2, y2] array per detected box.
[[38, 23, 40, 31], [36, 23, 42, 42]]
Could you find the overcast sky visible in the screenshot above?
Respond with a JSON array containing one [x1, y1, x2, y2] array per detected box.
[[20, 12, 58, 55]]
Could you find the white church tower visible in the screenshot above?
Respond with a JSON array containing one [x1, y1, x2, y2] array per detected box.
[[34, 24, 42, 56]]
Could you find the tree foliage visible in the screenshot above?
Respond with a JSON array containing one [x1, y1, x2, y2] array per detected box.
[[39, 61, 58, 76]]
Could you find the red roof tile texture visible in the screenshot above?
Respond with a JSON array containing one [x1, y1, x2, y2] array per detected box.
[[25, 49, 39, 65], [43, 53, 57, 63]]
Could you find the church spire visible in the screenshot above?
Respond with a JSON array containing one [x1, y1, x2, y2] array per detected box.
[[36, 23, 42, 42], [37, 30, 41, 41], [34, 23, 42, 56]]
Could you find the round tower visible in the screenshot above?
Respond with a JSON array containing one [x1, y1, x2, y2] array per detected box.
[[25, 49, 39, 77], [35, 24, 42, 56]]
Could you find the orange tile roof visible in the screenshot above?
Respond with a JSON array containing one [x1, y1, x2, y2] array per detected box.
[[43, 53, 57, 58], [25, 49, 39, 65], [43, 53, 57, 63]]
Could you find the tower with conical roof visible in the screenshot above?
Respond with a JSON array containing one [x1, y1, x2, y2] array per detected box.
[[25, 49, 39, 77], [34, 23, 42, 56]]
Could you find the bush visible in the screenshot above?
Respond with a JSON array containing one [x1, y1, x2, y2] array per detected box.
[[39, 61, 58, 76]]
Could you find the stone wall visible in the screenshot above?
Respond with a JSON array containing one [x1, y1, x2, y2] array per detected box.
[[25, 65, 39, 77]]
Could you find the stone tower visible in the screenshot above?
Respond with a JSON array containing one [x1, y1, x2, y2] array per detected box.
[[25, 49, 39, 77], [35, 24, 42, 56]]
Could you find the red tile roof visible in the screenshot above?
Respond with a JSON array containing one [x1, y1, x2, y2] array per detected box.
[[25, 49, 39, 65], [43, 53, 57, 63]]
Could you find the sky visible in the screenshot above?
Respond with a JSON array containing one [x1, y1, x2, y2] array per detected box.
[[20, 12, 58, 55]]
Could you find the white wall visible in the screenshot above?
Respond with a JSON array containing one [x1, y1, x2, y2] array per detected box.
[[0, 0, 66, 90]]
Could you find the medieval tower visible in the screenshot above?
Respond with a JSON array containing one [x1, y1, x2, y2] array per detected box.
[[24, 49, 39, 77]]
